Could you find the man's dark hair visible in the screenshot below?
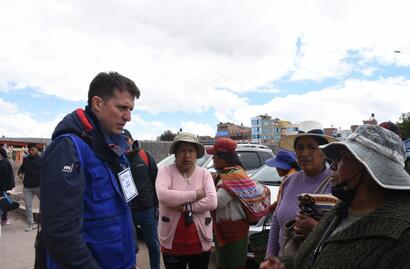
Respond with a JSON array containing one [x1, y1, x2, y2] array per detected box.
[[87, 72, 140, 107], [0, 148, 7, 159], [27, 143, 37, 149]]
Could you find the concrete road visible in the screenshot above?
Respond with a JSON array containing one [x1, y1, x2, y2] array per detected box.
[[0, 210, 259, 269], [0, 211, 220, 269]]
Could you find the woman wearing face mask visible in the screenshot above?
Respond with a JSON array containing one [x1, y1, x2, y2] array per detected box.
[[261, 124, 410, 269], [265, 127, 337, 258], [156, 133, 217, 269]]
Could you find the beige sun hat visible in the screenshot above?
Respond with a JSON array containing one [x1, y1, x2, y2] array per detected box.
[[279, 121, 339, 151], [169, 132, 205, 158], [321, 124, 410, 190]]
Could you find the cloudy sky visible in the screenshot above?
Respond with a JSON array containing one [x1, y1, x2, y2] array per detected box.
[[1, 0, 410, 140]]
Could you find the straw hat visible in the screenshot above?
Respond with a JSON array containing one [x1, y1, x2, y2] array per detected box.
[[169, 132, 205, 158], [279, 121, 338, 151]]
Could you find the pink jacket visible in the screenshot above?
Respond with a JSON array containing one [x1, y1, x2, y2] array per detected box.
[[156, 164, 217, 251]]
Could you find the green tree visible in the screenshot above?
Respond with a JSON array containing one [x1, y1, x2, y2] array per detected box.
[[159, 130, 176, 141], [397, 112, 410, 139]]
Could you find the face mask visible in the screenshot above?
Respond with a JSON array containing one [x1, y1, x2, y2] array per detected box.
[[331, 169, 364, 206], [331, 181, 356, 205]]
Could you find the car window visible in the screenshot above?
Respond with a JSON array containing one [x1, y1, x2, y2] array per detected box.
[[237, 151, 261, 171], [251, 165, 282, 185], [197, 154, 211, 167], [157, 154, 211, 168], [259, 151, 274, 163], [157, 155, 176, 168]]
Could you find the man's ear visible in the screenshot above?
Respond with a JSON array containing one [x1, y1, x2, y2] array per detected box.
[[91, 96, 103, 112]]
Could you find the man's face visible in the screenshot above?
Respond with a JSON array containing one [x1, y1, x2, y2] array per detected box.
[[28, 147, 38, 157], [92, 89, 135, 135]]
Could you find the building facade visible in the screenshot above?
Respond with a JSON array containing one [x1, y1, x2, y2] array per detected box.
[[251, 115, 274, 144], [272, 118, 299, 142], [216, 122, 252, 142], [0, 137, 50, 164]]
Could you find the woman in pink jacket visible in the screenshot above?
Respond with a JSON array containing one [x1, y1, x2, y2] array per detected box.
[[156, 132, 217, 269]]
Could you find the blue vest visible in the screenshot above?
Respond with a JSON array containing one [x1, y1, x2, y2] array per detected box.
[[47, 134, 136, 269]]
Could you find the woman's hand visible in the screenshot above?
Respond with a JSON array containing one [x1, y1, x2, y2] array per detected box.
[[294, 212, 318, 239], [260, 256, 285, 269], [195, 190, 206, 201]]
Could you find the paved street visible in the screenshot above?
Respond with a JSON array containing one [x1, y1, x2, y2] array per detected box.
[[0, 210, 229, 269], [0, 179, 256, 269], [0, 210, 163, 269], [0, 211, 36, 269]]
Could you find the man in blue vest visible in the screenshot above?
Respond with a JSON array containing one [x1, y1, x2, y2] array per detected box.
[[41, 72, 139, 269]]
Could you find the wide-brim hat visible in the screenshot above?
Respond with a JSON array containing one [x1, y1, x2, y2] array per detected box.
[[321, 124, 410, 190], [169, 132, 205, 158], [279, 129, 339, 152], [265, 150, 297, 170]]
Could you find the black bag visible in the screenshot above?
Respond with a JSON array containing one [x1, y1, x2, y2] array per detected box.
[[34, 213, 47, 269], [248, 213, 272, 264], [0, 192, 19, 213]]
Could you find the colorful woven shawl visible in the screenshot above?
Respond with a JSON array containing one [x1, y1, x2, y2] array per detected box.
[[220, 166, 270, 223], [219, 166, 257, 199]]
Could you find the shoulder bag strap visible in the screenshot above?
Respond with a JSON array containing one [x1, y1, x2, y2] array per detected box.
[[138, 149, 150, 168], [314, 173, 333, 194]]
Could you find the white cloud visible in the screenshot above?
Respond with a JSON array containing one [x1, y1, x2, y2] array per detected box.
[[0, 99, 61, 137], [0, 98, 18, 114], [0, 113, 61, 138], [1, 0, 410, 138], [228, 77, 410, 129], [180, 121, 215, 137], [3, 0, 409, 112], [124, 114, 175, 140]]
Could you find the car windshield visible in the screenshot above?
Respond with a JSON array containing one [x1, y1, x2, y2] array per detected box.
[[251, 165, 282, 186]]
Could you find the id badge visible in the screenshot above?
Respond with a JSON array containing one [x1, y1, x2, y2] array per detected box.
[[118, 168, 138, 202]]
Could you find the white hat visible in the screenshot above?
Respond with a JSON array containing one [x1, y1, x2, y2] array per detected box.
[[279, 121, 338, 152], [321, 124, 410, 190], [169, 132, 205, 158]]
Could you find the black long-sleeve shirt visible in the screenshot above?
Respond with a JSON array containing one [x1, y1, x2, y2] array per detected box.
[[18, 154, 42, 188]]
